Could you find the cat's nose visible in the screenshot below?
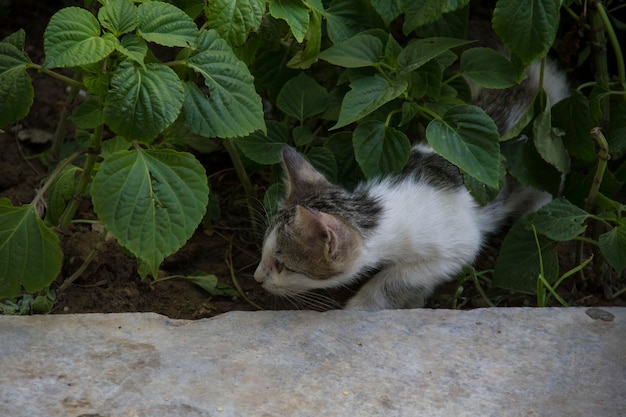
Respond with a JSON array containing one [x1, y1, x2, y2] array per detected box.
[[253, 265, 265, 283]]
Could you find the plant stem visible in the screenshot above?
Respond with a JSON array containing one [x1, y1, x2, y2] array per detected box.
[[58, 240, 102, 292], [50, 75, 82, 163], [589, 1, 611, 125], [31, 148, 88, 209], [586, 127, 610, 211], [58, 123, 104, 229], [29, 64, 84, 89], [593, 0, 626, 94], [222, 138, 259, 232]]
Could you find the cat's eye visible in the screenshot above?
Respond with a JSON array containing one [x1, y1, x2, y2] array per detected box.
[[274, 259, 285, 273]]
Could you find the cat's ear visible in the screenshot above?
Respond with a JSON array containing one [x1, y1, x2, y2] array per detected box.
[[282, 146, 333, 202], [294, 205, 354, 261]]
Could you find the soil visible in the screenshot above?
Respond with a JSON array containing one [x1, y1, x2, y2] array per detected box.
[[1, 1, 624, 319]]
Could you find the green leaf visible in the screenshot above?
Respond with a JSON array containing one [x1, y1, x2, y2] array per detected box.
[[318, 33, 383, 68], [276, 72, 328, 121], [269, 0, 310, 43], [183, 30, 266, 138], [463, 172, 501, 205], [91, 148, 209, 277], [599, 225, 626, 273], [264, 182, 287, 219], [306, 146, 338, 183], [493, 221, 559, 293], [234, 121, 289, 165], [460, 47, 517, 89], [100, 136, 133, 159], [426, 105, 501, 188], [184, 272, 238, 296], [206, 0, 264, 47], [353, 121, 411, 178], [524, 198, 589, 241], [325, 0, 378, 44], [98, 0, 137, 36], [0, 199, 63, 297], [333, 75, 407, 129], [402, 0, 469, 34], [287, 8, 323, 69], [550, 89, 596, 162], [493, 0, 560, 65], [3, 29, 26, 50], [398, 37, 471, 73], [0, 41, 33, 128], [43, 7, 117, 68], [293, 125, 314, 146], [104, 61, 184, 141], [137, 1, 199, 48], [69, 98, 104, 129], [533, 93, 570, 173], [45, 165, 81, 226], [501, 135, 562, 195], [116, 34, 148, 65], [417, 6, 469, 39], [370, 0, 402, 26]]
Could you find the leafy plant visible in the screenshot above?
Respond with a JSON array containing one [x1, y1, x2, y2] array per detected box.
[[0, 0, 265, 300], [236, 0, 626, 304], [1, 0, 625, 309]]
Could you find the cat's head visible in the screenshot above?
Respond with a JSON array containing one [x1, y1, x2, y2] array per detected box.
[[254, 147, 364, 296]]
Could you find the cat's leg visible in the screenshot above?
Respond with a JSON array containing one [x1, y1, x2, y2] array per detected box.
[[345, 264, 443, 310]]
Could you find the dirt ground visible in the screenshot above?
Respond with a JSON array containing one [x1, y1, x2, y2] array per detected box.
[[1, 1, 624, 319]]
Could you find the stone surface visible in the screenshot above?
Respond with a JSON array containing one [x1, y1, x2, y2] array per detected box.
[[0, 308, 624, 417]]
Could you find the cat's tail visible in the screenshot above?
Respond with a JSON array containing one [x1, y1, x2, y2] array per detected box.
[[477, 178, 552, 236]]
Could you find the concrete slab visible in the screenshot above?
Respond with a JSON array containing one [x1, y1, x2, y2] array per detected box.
[[0, 308, 624, 417]]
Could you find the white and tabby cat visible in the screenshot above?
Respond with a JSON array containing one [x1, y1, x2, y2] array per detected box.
[[254, 61, 568, 310]]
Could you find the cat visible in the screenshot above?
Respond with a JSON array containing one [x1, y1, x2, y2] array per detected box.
[[253, 61, 568, 311]]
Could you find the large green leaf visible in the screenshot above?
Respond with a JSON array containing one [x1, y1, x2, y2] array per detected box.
[[0, 199, 63, 297], [137, 1, 199, 48], [91, 149, 209, 277], [325, 0, 378, 44], [460, 47, 517, 89], [493, 0, 560, 65], [104, 61, 184, 141], [206, 0, 264, 47], [43, 7, 117, 68], [402, 0, 469, 35], [269, 0, 310, 42], [533, 94, 570, 173], [501, 136, 562, 195], [370, 0, 402, 26], [333, 75, 407, 129], [0, 41, 33, 128], [353, 121, 411, 178], [287, 8, 323, 69], [98, 0, 137, 36], [306, 146, 338, 183], [524, 198, 589, 241], [116, 34, 148, 65], [276, 72, 328, 121], [551, 90, 596, 162], [318, 33, 383, 68], [599, 225, 626, 273], [425, 105, 501, 188], [183, 30, 265, 138], [397, 37, 471, 73], [234, 121, 288, 165], [493, 221, 559, 293]]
